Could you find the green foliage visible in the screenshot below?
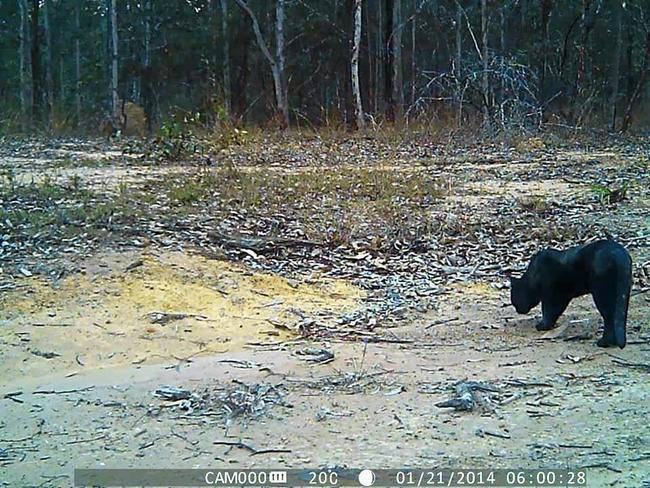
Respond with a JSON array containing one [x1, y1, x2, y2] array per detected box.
[[590, 183, 628, 205]]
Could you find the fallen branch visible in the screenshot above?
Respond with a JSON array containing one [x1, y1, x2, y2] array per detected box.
[[425, 317, 460, 329], [610, 356, 650, 373], [213, 440, 290, 456], [208, 230, 322, 252], [32, 387, 94, 395]]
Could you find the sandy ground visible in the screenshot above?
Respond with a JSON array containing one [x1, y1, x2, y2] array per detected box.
[[1, 138, 650, 488], [1, 249, 649, 487]]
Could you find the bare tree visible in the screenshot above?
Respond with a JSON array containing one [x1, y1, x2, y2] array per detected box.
[[391, 0, 403, 122], [234, 0, 289, 127], [75, 0, 82, 125], [621, 31, 650, 133], [481, 0, 490, 128], [609, 0, 623, 131], [43, 0, 53, 126], [18, 0, 33, 129], [30, 0, 41, 122], [220, 0, 232, 118], [351, 0, 365, 129], [455, 1, 462, 78], [384, 0, 394, 121], [108, 0, 119, 124]]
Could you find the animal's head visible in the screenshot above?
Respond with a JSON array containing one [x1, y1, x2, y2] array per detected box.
[[509, 275, 540, 314]]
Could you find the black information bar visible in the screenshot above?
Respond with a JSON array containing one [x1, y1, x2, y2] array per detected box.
[[74, 468, 588, 487]]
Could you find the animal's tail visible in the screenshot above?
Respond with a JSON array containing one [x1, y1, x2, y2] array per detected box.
[[613, 257, 632, 349]]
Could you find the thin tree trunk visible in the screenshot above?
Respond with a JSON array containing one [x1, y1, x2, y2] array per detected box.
[[108, 0, 119, 124], [499, 6, 506, 106], [18, 0, 33, 130], [59, 55, 65, 107], [75, 0, 81, 126], [352, 0, 365, 129], [364, 0, 373, 114], [220, 0, 232, 118], [30, 0, 41, 122], [576, 0, 589, 98], [540, 0, 552, 99], [481, 0, 490, 129], [375, 1, 381, 114], [411, 14, 416, 107], [142, 0, 153, 132], [609, 0, 623, 131], [234, 0, 289, 127], [391, 0, 403, 122], [621, 32, 650, 133], [43, 0, 53, 127], [455, 1, 462, 78], [384, 0, 394, 121], [275, 0, 289, 125]]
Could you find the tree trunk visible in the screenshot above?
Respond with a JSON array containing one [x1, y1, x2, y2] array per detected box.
[[108, 0, 119, 124], [18, 0, 33, 130], [59, 55, 65, 107], [391, 0, 403, 122], [234, 0, 289, 127], [275, 0, 289, 126], [384, 0, 394, 121], [540, 0, 552, 99], [411, 14, 416, 107], [481, 0, 490, 129], [142, 0, 154, 132], [220, 0, 232, 118], [75, 0, 81, 126], [609, 0, 623, 131], [621, 32, 650, 133], [43, 0, 53, 127], [455, 1, 462, 78], [351, 0, 365, 129], [30, 0, 41, 122]]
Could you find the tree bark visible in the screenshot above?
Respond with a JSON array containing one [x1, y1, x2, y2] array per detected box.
[[351, 0, 365, 129], [540, 0, 552, 98], [43, 0, 54, 127], [234, 0, 289, 127], [411, 14, 416, 107], [384, 0, 394, 121], [621, 32, 650, 133], [75, 0, 82, 126], [481, 0, 490, 129], [108, 0, 119, 125], [30, 0, 41, 122], [220, 0, 232, 118], [392, 0, 403, 122], [142, 0, 154, 132], [18, 0, 33, 130], [455, 1, 462, 78], [609, 0, 623, 131], [275, 0, 289, 126]]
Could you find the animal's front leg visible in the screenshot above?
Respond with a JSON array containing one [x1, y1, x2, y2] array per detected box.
[[537, 297, 569, 331]]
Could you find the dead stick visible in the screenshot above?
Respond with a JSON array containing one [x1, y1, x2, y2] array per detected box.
[[250, 448, 292, 456], [425, 317, 460, 329]]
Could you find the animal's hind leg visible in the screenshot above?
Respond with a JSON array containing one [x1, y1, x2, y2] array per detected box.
[[592, 281, 617, 347]]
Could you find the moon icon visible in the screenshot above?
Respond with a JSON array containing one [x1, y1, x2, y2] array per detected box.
[[358, 469, 376, 487]]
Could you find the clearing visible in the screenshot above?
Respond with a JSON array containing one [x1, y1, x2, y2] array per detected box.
[[0, 134, 649, 487]]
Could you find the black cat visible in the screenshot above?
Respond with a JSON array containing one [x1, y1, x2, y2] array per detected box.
[[510, 239, 632, 348]]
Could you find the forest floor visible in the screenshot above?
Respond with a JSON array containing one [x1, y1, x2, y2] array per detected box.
[[1, 132, 649, 487]]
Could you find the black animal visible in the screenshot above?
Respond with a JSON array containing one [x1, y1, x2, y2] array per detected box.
[[510, 239, 632, 348]]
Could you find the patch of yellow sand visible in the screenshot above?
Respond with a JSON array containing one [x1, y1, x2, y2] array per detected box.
[[0, 251, 364, 384]]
